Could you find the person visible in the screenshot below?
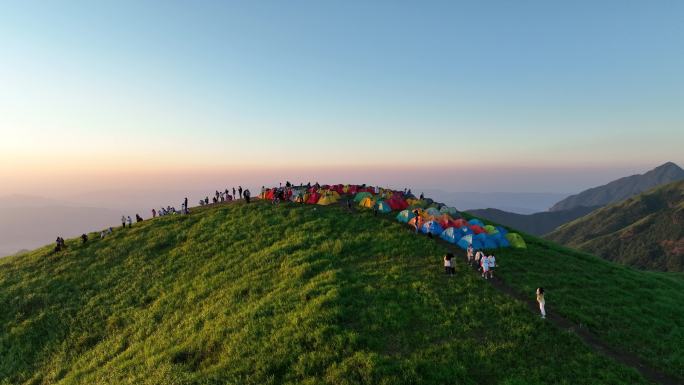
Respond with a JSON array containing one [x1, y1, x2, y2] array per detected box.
[[184, 197, 188, 210], [443, 253, 454, 275], [100, 231, 105, 239], [107, 227, 113, 235], [55, 237, 63, 252], [373, 204, 379, 216], [121, 215, 126, 229], [487, 254, 496, 279], [136, 214, 142, 222], [152, 208, 156, 218], [346, 199, 353, 212], [81, 233, 88, 244], [205, 197, 209, 205], [244, 189, 251, 203], [481, 253, 489, 279], [238, 186, 243, 199], [467, 245, 474, 265], [127, 216, 133, 228], [536, 287, 546, 319], [474, 250, 483, 271], [419, 192, 424, 200], [232, 187, 236, 198]]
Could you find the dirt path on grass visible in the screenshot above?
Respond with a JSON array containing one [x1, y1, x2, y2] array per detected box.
[[438, 240, 681, 385]]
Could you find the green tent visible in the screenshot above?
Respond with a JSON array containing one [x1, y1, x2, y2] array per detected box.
[[484, 225, 499, 234], [354, 192, 373, 203], [505, 233, 527, 249], [440, 206, 459, 216]]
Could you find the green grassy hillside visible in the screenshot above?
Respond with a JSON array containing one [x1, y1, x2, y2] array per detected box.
[[1, 201, 682, 384], [547, 180, 684, 272]]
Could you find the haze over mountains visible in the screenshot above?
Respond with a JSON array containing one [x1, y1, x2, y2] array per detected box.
[[469, 162, 684, 236]]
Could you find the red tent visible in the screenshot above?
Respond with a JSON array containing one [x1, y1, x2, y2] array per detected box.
[[387, 196, 408, 211], [470, 225, 486, 234], [452, 219, 469, 228], [306, 191, 321, 204]]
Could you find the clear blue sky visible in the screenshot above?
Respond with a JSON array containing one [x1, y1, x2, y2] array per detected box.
[[0, 0, 682, 194]]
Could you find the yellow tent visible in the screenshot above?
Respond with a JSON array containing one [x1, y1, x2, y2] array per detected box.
[[317, 193, 339, 206], [359, 196, 375, 209]]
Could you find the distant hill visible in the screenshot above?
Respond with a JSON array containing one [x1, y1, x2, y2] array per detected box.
[[468, 205, 600, 236], [424, 190, 569, 214], [547, 180, 684, 272], [549, 162, 684, 212]]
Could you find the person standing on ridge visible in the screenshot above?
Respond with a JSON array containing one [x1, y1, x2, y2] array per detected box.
[[244, 189, 251, 203], [238, 186, 243, 199], [121, 215, 126, 229], [536, 288, 546, 319], [152, 208, 156, 218], [127, 216, 133, 228]]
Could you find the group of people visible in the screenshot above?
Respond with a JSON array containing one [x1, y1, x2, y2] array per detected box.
[[199, 186, 251, 206], [464, 245, 497, 279]]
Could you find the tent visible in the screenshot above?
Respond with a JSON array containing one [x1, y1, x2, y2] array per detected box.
[[387, 196, 409, 211], [421, 220, 444, 235], [483, 238, 498, 249], [425, 207, 441, 217], [396, 209, 416, 223], [317, 193, 339, 206], [354, 192, 373, 203], [440, 227, 462, 244], [439, 206, 460, 217], [457, 234, 473, 250], [484, 225, 499, 234], [306, 191, 321, 204], [452, 218, 469, 228], [468, 218, 485, 227], [375, 200, 393, 213], [470, 225, 486, 234], [505, 233, 527, 249], [359, 196, 376, 209], [290, 189, 306, 203]]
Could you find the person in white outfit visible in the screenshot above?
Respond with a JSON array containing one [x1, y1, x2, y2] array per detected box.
[[537, 287, 546, 319]]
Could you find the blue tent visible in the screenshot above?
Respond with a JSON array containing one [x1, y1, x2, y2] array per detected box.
[[458, 226, 474, 236], [474, 233, 487, 243], [468, 218, 485, 227], [496, 226, 509, 236], [425, 207, 441, 217], [421, 220, 445, 235], [440, 227, 462, 244], [498, 237, 511, 248], [483, 238, 498, 249], [472, 239, 484, 250], [396, 209, 415, 223], [456, 234, 473, 249]]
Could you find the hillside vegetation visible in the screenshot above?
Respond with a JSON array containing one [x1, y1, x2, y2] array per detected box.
[[547, 180, 684, 272], [1, 200, 683, 384], [467, 205, 600, 236], [550, 162, 684, 212]]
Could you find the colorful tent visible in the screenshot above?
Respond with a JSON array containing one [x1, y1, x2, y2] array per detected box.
[[354, 192, 373, 203], [375, 200, 393, 213], [306, 191, 320, 204], [421, 220, 445, 235], [396, 209, 416, 223], [408, 216, 424, 230], [468, 218, 485, 227], [440, 227, 462, 244], [425, 207, 441, 217], [439, 206, 460, 217], [317, 193, 339, 206], [457, 234, 473, 250], [359, 196, 376, 209], [505, 233, 527, 249], [387, 196, 409, 211], [484, 225, 499, 234], [470, 225, 486, 234]]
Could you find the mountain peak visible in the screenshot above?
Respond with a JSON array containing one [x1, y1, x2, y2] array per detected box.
[[549, 162, 684, 211]]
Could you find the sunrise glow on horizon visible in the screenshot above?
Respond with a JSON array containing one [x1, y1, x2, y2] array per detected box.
[[1, 1, 683, 196]]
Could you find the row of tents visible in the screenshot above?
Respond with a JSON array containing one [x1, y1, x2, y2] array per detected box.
[[259, 184, 526, 250]]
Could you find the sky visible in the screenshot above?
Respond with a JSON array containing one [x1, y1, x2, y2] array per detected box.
[[1, 0, 682, 197]]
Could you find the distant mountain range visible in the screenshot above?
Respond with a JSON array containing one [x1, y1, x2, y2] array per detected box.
[[547, 180, 684, 272], [468, 205, 600, 236], [469, 162, 684, 236], [423, 190, 569, 214], [549, 162, 684, 211]]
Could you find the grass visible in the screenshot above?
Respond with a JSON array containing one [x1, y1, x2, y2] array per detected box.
[[0, 200, 669, 384], [464, 213, 684, 381]]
